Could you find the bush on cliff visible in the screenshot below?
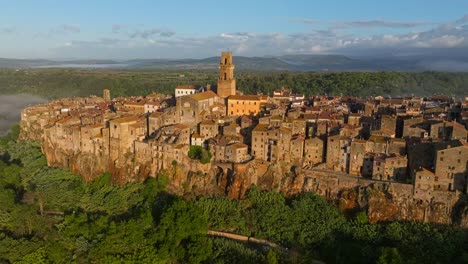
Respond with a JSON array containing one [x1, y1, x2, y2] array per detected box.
[[188, 145, 212, 164]]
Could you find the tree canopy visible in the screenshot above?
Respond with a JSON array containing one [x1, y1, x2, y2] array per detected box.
[[0, 131, 467, 263]]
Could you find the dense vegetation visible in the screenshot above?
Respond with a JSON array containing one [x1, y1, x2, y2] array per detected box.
[[0, 128, 467, 263], [0, 69, 467, 100]]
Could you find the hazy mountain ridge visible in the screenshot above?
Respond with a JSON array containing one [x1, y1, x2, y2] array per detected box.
[[1, 54, 468, 71]]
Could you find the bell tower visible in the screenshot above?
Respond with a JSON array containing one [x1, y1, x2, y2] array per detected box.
[[103, 88, 111, 101], [217, 52, 236, 98]]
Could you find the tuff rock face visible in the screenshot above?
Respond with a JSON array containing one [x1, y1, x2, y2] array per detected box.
[[26, 127, 468, 228]]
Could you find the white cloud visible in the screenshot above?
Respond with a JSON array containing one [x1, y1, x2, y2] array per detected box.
[[0, 26, 14, 33], [129, 28, 175, 38], [334, 19, 434, 28], [50, 24, 81, 35], [46, 15, 468, 59]]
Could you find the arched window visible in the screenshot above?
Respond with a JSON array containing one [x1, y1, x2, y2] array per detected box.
[[224, 72, 227, 80], [225, 58, 228, 64]]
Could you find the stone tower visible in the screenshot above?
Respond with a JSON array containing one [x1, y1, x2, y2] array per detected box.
[[103, 88, 111, 101], [217, 52, 236, 98]]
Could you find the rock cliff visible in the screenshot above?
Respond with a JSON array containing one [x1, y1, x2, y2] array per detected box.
[[25, 126, 468, 228]]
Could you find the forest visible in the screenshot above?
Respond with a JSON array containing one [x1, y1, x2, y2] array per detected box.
[[0, 127, 467, 263], [0, 69, 467, 100]]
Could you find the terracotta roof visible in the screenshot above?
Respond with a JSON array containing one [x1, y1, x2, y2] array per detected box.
[[419, 167, 435, 174], [113, 116, 140, 124], [352, 139, 367, 144], [189, 91, 218, 101], [191, 133, 204, 138], [230, 142, 248, 149], [200, 120, 216, 125], [228, 94, 262, 101], [149, 112, 163, 118], [253, 124, 270, 132], [125, 101, 146, 106], [145, 101, 161, 106], [56, 116, 73, 124], [369, 135, 387, 143], [128, 122, 145, 129], [176, 84, 201, 90], [173, 123, 190, 130]]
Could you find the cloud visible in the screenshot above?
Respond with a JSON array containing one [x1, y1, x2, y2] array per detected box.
[[290, 17, 433, 28], [0, 26, 14, 33], [48, 15, 468, 60], [129, 28, 175, 38], [60, 38, 123, 48], [334, 19, 433, 28], [49, 24, 81, 35], [455, 14, 468, 25], [112, 24, 123, 34], [288, 18, 317, 25]]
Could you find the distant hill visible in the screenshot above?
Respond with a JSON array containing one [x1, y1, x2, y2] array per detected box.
[[2, 54, 468, 71], [125, 55, 366, 71]]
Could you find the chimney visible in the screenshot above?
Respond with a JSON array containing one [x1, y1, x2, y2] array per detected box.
[[206, 84, 211, 91]]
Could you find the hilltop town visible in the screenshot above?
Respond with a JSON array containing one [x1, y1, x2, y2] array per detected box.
[[20, 52, 468, 225]]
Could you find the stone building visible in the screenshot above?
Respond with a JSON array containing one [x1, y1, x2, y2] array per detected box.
[[227, 95, 267, 116], [223, 122, 241, 137], [372, 154, 408, 181], [217, 52, 236, 98], [199, 119, 219, 139], [434, 144, 468, 192], [251, 124, 292, 162], [175, 84, 204, 98], [349, 139, 367, 176], [176, 91, 225, 125], [414, 168, 436, 201], [379, 114, 397, 137], [103, 89, 111, 101], [431, 121, 467, 142], [326, 135, 351, 172], [347, 113, 361, 126], [303, 137, 324, 167], [225, 142, 249, 163], [109, 116, 141, 159], [144, 101, 161, 113], [290, 135, 305, 164]]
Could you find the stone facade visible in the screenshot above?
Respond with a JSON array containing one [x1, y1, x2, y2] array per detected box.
[[217, 52, 236, 98], [227, 95, 267, 116]]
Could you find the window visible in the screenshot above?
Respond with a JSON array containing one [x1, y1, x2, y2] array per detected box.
[[440, 157, 444, 161]]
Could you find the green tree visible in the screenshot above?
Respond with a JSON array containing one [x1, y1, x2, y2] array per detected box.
[[377, 247, 403, 264]]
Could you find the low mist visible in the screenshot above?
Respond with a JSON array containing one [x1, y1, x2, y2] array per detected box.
[[0, 95, 47, 136]]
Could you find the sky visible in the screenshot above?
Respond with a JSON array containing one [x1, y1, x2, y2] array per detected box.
[[1, 0, 468, 59]]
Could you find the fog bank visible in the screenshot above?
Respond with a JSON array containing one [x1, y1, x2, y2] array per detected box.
[[0, 95, 47, 136]]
